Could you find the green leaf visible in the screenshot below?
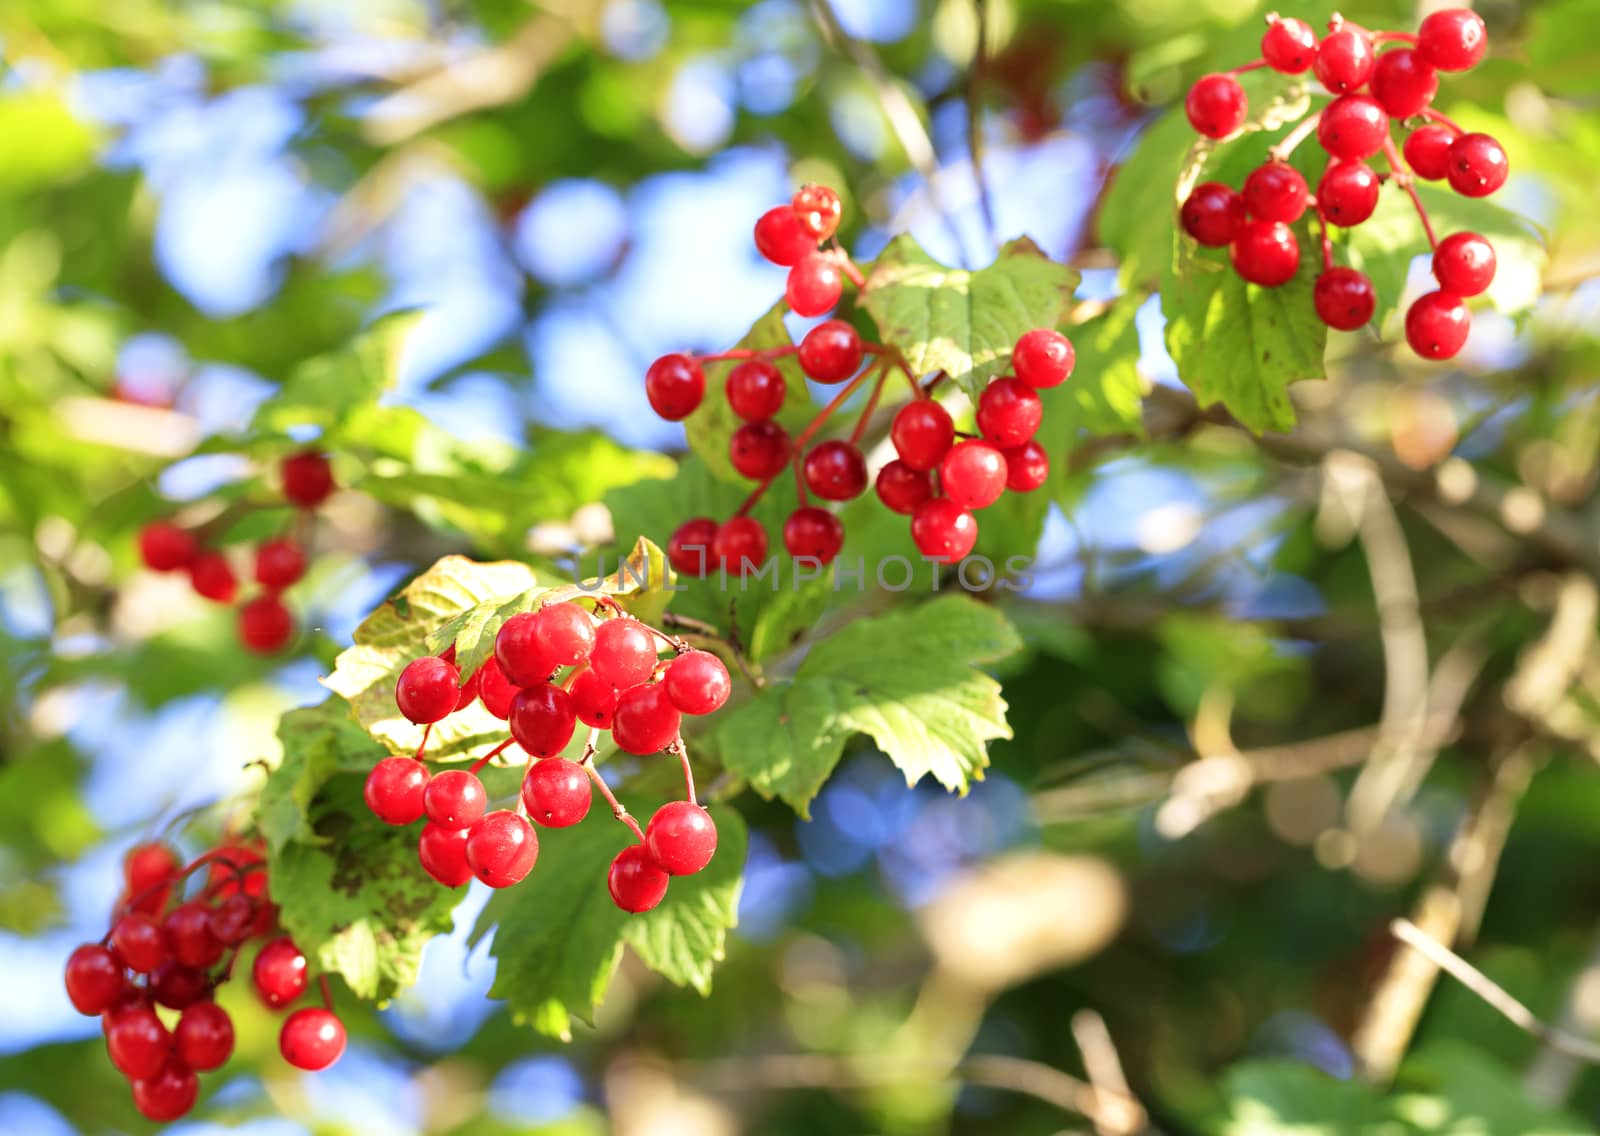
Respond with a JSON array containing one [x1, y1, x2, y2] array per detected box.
[[706, 595, 1022, 815], [684, 303, 812, 485], [1037, 297, 1147, 451], [256, 701, 385, 853], [1162, 223, 1326, 434], [861, 236, 1079, 398], [470, 803, 746, 1040], [252, 311, 423, 433], [1396, 1041, 1593, 1135], [1219, 1061, 1406, 1136]]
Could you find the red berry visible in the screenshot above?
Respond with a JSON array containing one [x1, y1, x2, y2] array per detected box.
[[664, 650, 730, 715], [131, 1060, 198, 1122], [1404, 125, 1454, 180], [1370, 48, 1438, 118], [875, 460, 934, 514], [279, 1007, 346, 1071], [891, 400, 955, 471], [797, 318, 863, 383], [418, 822, 473, 887], [783, 506, 845, 563], [1406, 291, 1471, 360], [645, 802, 718, 876], [1243, 164, 1308, 225], [1185, 74, 1247, 139], [108, 1005, 172, 1079], [1317, 161, 1381, 226], [495, 612, 559, 687], [1433, 231, 1496, 297], [509, 683, 577, 759], [254, 537, 306, 590], [976, 378, 1043, 447], [1012, 328, 1075, 388], [65, 944, 124, 1015], [711, 517, 768, 575], [726, 360, 786, 421], [164, 902, 224, 968], [111, 913, 169, 974], [1313, 267, 1377, 330], [206, 839, 267, 901], [1230, 220, 1301, 287], [188, 551, 237, 604], [1314, 28, 1375, 93], [208, 895, 255, 946], [667, 517, 718, 578], [612, 683, 681, 755], [465, 810, 539, 888], [238, 595, 295, 654], [570, 667, 619, 728], [1317, 94, 1389, 161], [802, 440, 868, 500], [591, 618, 658, 688], [281, 452, 334, 509], [523, 758, 592, 827], [476, 655, 518, 719], [1002, 441, 1050, 491], [396, 656, 462, 724], [150, 960, 209, 1010], [365, 757, 429, 825], [175, 1001, 234, 1071], [792, 184, 842, 241], [124, 843, 179, 916], [534, 602, 595, 667], [1180, 183, 1246, 248], [786, 255, 843, 317], [753, 205, 815, 266], [910, 498, 979, 563], [1416, 8, 1487, 72], [608, 844, 670, 913], [1262, 16, 1318, 73], [645, 354, 705, 421], [729, 420, 791, 480], [940, 440, 1008, 510], [252, 937, 307, 1008], [1447, 133, 1508, 198], [139, 522, 197, 572]]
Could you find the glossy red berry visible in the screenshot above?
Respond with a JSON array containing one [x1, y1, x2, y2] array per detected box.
[[465, 810, 538, 888], [175, 1001, 234, 1071], [281, 452, 334, 509], [188, 551, 237, 604], [164, 903, 224, 968], [1417, 8, 1487, 72], [254, 537, 306, 591], [1406, 291, 1471, 360], [783, 506, 845, 563], [786, 255, 843, 317], [668, 517, 717, 578], [726, 359, 786, 421], [792, 184, 842, 241], [608, 844, 670, 913], [665, 650, 731, 716], [477, 655, 518, 719], [1314, 28, 1375, 93], [396, 656, 462, 724], [238, 594, 294, 654], [1180, 183, 1246, 248], [591, 618, 658, 688], [1002, 441, 1050, 492], [495, 612, 559, 687], [1262, 16, 1318, 73], [208, 895, 255, 946], [729, 420, 791, 480], [645, 354, 705, 421], [570, 668, 619, 728], [523, 758, 592, 827], [533, 602, 595, 667], [150, 961, 208, 1010], [1317, 94, 1389, 161], [65, 944, 124, 1015], [1370, 48, 1438, 118], [940, 441, 1008, 510], [418, 822, 473, 887], [875, 460, 934, 514], [711, 517, 768, 575], [976, 378, 1043, 447], [1242, 162, 1309, 223], [797, 319, 864, 383], [139, 522, 198, 572], [891, 400, 955, 471], [131, 1060, 199, 1122], [365, 757, 429, 825], [802, 440, 868, 500], [252, 937, 308, 1008], [124, 843, 179, 916], [1313, 267, 1376, 330], [1433, 231, 1496, 297], [1317, 162, 1381, 226], [1404, 125, 1455, 180], [509, 683, 578, 759], [1447, 133, 1508, 198], [280, 1007, 346, 1071], [754, 205, 815, 266], [111, 913, 169, 974], [107, 1006, 172, 1079], [612, 682, 681, 755], [1012, 328, 1075, 388], [911, 498, 979, 563], [646, 802, 718, 876], [1185, 74, 1247, 139], [1230, 220, 1301, 287], [206, 840, 267, 902]]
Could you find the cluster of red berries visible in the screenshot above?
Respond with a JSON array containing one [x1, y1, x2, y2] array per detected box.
[[137, 451, 336, 654], [645, 184, 1071, 570], [1180, 9, 1503, 360], [366, 599, 727, 913], [62, 839, 346, 1123]]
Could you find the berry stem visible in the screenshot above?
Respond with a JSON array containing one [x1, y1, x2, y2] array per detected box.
[[319, 973, 334, 1011], [470, 737, 515, 773], [594, 597, 687, 653], [670, 736, 697, 805], [578, 728, 647, 842], [113, 847, 249, 920], [696, 346, 798, 365], [1382, 138, 1439, 251], [413, 722, 432, 762], [1371, 31, 1417, 45], [1420, 108, 1467, 135], [849, 363, 891, 446], [1317, 210, 1334, 271], [733, 366, 876, 519], [829, 248, 867, 289], [1268, 111, 1323, 163], [1227, 59, 1269, 76]]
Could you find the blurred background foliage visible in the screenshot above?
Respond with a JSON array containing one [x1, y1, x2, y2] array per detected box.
[[2, 0, 1600, 1133]]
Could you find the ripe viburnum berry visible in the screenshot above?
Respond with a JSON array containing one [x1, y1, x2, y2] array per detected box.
[[711, 517, 768, 574], [975, 378, 1043, 448], [725, 359, 786, 421], [365, 756, 429, 825], [1313, 268, 1376, 331], [911, 498, 979, 563], [523, 758, 592, 827], [729, 420, 791, 480], [533, 602, 594, 667], [608, 844, 670, 913], [465, 810, 539, 888], [1404, 125, 1455, 180], [165, 903, 224, 968], [570, 668, 619, 728], [111, 913, 169, 974], [418, 822, 473, 887], [139, 522, 198, 572], [189, 551, 237, 604], [612, 683, 681, 755], [1416, 8, 1487, 72], [783, 506, 845, 563], [1242, 162, 1309, 224], [1012, 328, 1075, 388], [495, 611, 559, 687], [797, 319, 863, 383], [251, 937, 307, 1008], [423, 769, 487, 830], [1314, 28, 1375, 93], [509, 684, 578, 759], [1405, 291, 1471, 360], [664, 650, 731, 716], [645, 354, 705, 421], [107, 1006, 171, 1079], [1180, 183, 1246, 248], [802, 440, 868, 500], [396, 656, 462, 725], [175, 1001, 234, 1071], [254, 537, 306, 590], [1446, 133, 1508, 198], [668, 517, 718, 577], [1002, 441, 1050, 492], [65, 944, 124, 1015], [1185, 74, 1246, 139], [279, 1007, 346, 1071], [477, 656, 518, 720], [941, 441, 1008, 510], [238, 595, 294, 655], [875, 460, 933, 515], [1370, 48, 1438, 118], [1261, 16, 1317, 73], [1230, 221, 1301, 287], [646, 802, 718, 875], [131, 1061, 198, 1122], [1317, 162, 1381, 226], [124, 842, 179, 914], [890, 400, 955, 471], [1433, 231, 1496, 297], [150, 960, 208, 1010], [281, 452, 335, 509], [786, 255, 843, 317], [1317, 94, 1389, 162], [591, 618, 658, 688], [792, 184, 842, 241], [753, 205, 815, 266]]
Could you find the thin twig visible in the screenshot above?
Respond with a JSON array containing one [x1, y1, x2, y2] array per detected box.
[[1070, 1010, 1145, 1136]]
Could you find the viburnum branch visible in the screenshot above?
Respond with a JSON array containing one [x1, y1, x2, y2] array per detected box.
[[1382, 137, 1439, 250], [413, 721, 432, 761], [111, 848, 248, 923], [1269, 111, 1323, 163], [1317, 209, 1334, 270], [318, 973, 335, 1012], [849, 362, 891, 445], [1227, 58, 1268, 76], [1421, 108, 1466, 134], [1372, 31, 1418, 46], [470, 737, 515, 773], [733, 365, 877, 519], [696, 345, 799, 365], [829, 247, 867, 289], [670, 736, 697, 805], [578, 729, 646, 842]]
